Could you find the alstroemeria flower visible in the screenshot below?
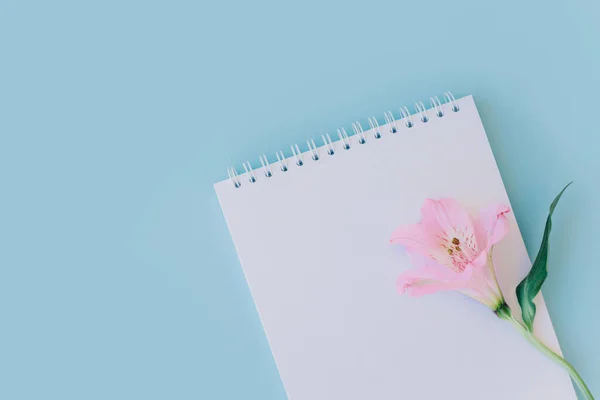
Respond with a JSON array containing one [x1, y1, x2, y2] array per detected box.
[[390, 198, 511, 309]]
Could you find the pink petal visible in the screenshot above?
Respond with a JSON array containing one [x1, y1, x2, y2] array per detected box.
[[420, 198, 476, 241], [405, 249, 458, 279], [390, 223, 437, 258], [471, 249, 488, 268], [460, 256, 504, 308], [397, 262, 472, 296], [417, 198, 481, 268], [474, 203, 511, 251]]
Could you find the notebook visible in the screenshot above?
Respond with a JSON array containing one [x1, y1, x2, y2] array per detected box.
[[214, 94, 576, 399]]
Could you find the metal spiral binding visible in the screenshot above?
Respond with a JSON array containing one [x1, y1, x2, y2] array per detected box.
[[383, 111, 397, 133], [337, 128, 351, 150], [399, 106, 414, 127], [368, 117, 381, 139], [226, 92, 460, 188], [351, 121, 366, 144]]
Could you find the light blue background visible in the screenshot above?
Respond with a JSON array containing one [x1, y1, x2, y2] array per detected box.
[[1, 0, 598, 399]]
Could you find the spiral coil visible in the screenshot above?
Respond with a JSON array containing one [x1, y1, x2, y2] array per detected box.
[[227, 92, 460, 188]]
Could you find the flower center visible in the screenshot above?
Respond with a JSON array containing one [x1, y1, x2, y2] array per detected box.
[[440, 234, 478, 273]]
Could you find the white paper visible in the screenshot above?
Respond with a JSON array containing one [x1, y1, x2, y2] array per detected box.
[[214, 96, 576, 400]]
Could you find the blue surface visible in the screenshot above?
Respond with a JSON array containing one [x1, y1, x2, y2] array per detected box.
[[1, 0, 599, 399]]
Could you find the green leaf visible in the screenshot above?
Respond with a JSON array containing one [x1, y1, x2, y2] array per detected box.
[[516, 182, 572, 332]]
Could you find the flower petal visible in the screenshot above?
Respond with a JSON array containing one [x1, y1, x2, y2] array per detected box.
[[474, 203, 511, 251], [390, 223, 438, 258], [405, 249, 458, 279], [460, 253, 505, 308], [420, 198, 476, 241], [397, 262, 472, 296], [418, 198, 480, 269]]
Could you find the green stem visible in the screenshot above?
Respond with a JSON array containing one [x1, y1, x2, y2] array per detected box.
[[496, 305, 594, 400], [487, 251, 506, 304]]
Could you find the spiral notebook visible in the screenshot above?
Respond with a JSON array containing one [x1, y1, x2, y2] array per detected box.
[[214, 94, 576, 399]]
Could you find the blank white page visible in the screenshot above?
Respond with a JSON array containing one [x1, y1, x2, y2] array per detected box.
[[214, 96, 576, 400]]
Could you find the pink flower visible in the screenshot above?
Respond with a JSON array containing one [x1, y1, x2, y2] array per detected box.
[[390, 198, 511, 309]]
